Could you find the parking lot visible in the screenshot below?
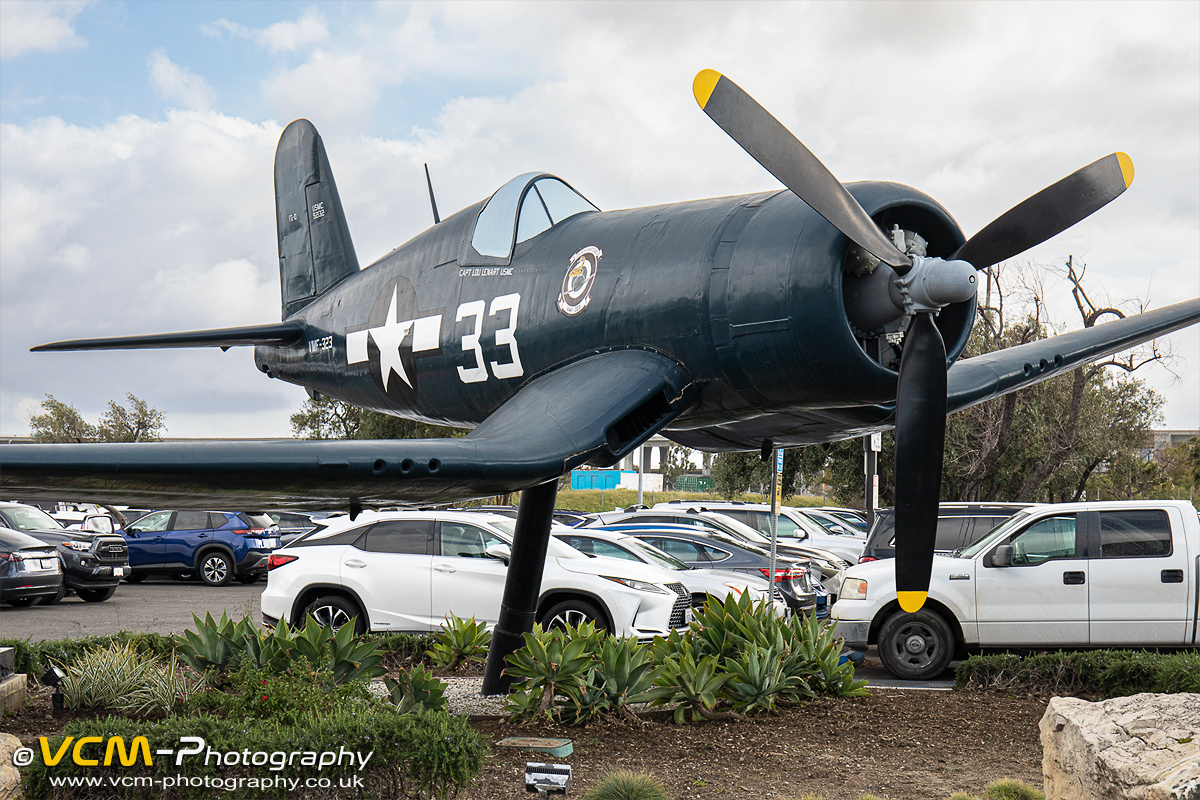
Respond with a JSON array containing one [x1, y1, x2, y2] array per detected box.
[[0, 576, 263, 641]]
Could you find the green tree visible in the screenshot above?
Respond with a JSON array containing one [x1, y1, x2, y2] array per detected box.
[[709, 447, 825, 501], [29, 393, 165, 443], [290, 396, 463, 440], [29, 395, 95, 442], [96, 393, 166, 442]]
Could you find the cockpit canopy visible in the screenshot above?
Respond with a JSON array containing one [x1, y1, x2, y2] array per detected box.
[[471, 173, 598, 259]]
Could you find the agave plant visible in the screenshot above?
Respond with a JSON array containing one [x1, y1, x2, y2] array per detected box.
[[384, 664, 448, 713], [652, 642, 740, 724], [428, 614, 491, 672], [504, 623, 598, 720]]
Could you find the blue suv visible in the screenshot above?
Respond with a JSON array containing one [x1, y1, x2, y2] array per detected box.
[[121, 511, 280, 586]]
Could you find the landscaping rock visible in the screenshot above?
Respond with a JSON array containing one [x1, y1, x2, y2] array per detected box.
[[0, 733, 23, 800], [1040, 693, 1200, 800]]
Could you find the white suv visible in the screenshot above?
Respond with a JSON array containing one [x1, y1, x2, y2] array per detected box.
[[261, 511, 692, 640]]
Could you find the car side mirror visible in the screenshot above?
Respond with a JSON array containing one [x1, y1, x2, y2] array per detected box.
[[82, 515, 114, 534], [485, 543, 511, 565], [992, 544, 1014, 567]]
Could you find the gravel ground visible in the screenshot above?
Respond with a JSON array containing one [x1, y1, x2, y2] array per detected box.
[[369, 676, 511, 716]]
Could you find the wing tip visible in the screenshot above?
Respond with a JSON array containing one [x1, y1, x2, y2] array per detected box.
[[693, 69, 722, 109]]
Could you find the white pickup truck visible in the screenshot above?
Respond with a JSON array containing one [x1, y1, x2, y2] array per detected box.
[[832, 500, 1200, 679]]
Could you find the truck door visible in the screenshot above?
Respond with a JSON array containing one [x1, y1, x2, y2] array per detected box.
[[1087, 508, 1191, 645], [974, 512, 1089, 646]]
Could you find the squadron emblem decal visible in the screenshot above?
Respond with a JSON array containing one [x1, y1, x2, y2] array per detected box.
[[557, 246, 601, 317]]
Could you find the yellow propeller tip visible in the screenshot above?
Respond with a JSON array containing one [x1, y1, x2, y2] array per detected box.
[[1116, 152, 1134, 188], [897, 591, 928, 613], [693, 69, 722, 109]]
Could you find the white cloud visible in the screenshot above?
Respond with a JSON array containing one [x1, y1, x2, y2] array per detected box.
[[202, 8, 329, 53], [148, 49, 217, 111], [0, 0, 90, 60], [256, 7, 329, 53]]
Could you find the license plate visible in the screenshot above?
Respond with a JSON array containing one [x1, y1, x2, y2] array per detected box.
[[113, 566, 126, 577], [684, 606, 694, 625]]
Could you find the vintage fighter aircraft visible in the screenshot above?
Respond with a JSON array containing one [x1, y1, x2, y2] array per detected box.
[[4, 70, 1198, 691]]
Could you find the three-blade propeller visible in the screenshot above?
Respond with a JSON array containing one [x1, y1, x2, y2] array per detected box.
[[694, 69, 1133, 612]]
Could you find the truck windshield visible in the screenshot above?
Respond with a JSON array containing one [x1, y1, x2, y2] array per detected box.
[[957, 509, 1036, 558]]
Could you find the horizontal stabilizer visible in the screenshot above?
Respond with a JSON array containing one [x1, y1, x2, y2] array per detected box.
[[31, 320, 306, 352]]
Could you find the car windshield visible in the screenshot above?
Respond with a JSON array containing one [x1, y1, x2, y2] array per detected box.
[[490, 518, 584, 559], [957, 510, 1038, 558], [700, 513, 771, 543], [624, 538, 690, 570], [2, 506, 64, 531]]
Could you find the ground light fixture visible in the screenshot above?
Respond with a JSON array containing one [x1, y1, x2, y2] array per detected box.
[[42, 664, 66, 711], [525, 762, 571, 796]]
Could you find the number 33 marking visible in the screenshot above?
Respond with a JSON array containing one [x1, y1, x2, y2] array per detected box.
[[456, 293, 523, 383]]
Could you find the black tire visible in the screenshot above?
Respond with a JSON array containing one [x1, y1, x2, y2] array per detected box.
[[5, 597, 39, 608], [39, 585, 67, 605], [197, 551, 233, 587], [302, 595, 364, 634], [77, 586, 117, 603], [234, 574, 261, 585], [123, 573, 147, 584], [877, 609, 955, 680], [541, 599, 607, 632]]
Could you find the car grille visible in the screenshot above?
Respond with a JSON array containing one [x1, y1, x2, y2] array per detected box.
[[96, 539, 128, 561], [666, 582, 690, 629]]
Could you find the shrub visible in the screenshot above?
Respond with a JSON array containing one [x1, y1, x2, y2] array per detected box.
[[580, 769, 670, 800], [22, 707, 487, 800], [955, 650, 1200, 697], [0, 632, 177, 682]]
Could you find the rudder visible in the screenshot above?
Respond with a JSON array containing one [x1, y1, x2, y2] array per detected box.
[[274, 119, 359, 318]]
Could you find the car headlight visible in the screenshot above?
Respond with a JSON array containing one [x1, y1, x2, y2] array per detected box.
[[839, 578, 868, 601], [601, 576, 670, 594], [63, 541, 90, 552]]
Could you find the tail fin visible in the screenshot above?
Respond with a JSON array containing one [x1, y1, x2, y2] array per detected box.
[[274, 119, 359, 319]]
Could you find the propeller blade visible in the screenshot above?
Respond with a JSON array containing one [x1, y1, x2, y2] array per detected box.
[[953, 153, 1134, 270], [892, 312, 947, 613], [693, 69, 911, 270]]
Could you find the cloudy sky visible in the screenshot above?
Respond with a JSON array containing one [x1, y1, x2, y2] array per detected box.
[[1, 0, 1197, 440]]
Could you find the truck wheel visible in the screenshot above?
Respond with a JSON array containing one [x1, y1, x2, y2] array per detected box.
[[541, 599, 607, 632], [303, 595, 364, 634], [878, 609, 955, 680], [77, 586, 117, 602], [198, 551, 233, 587], [39, 585, 67, 605]]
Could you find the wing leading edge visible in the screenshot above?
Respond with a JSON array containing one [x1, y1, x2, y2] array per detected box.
[[0, 350, 695, 509]]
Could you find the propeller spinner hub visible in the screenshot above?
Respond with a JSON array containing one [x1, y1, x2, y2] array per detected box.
[[894, 256, 978, 315]]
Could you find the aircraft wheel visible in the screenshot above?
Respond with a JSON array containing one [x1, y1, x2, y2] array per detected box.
[[198, 551, 233, 587], [303, 595, 364, 634], [541, 599, 607, 632], [877, 609, 954, 680]]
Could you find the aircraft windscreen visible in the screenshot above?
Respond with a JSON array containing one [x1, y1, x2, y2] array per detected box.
[[473, 174, 598, 257]]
